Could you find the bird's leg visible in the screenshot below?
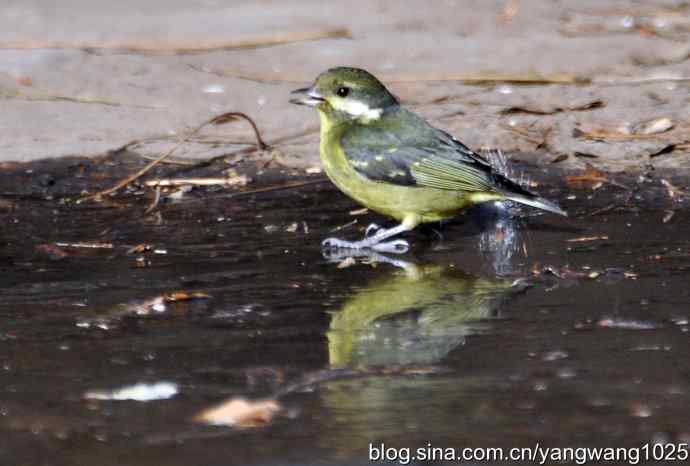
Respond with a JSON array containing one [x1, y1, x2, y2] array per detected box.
[[322, 222, 412, 254]]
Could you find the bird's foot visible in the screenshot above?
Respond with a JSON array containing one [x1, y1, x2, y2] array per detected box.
[[322, 222, 412, 254], [321, 237, 410, 254], [322, 248, 414, 270]]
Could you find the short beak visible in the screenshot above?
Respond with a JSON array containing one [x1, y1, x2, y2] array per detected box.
[[289, 86, 325, 107]]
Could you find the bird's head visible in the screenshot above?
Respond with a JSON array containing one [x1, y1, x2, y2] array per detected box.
[[290, 67, 398, 123]]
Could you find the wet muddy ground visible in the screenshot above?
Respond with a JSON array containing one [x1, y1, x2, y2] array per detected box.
[[1, 158, 689, 465]]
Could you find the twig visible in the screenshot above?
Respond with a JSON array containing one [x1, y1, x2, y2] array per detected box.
[[0, 29, 352, 54], [499, 123, 549, 146], [144, 186, 162, 215], [144, 176, 249, 187], [329, 219, 358, 233], [597, 76, 690, 86], [274, 365, 448, 399], [574, 128, 675, 141], [110, 135, 272, 165], [161, 125, 319, 175], [54, 242, 114, 249], [566, 235, 609, 242], [586, 204, 622, 217], [584, 189, 636, 217], [190, 67, 588, 85], [0, 88, 161, 108], [136, 179, 329, 208], [82, 112, 267, 200], [137, 155, 195, 165], [216, 178, 328, 199], [187, 65, 310, 83]]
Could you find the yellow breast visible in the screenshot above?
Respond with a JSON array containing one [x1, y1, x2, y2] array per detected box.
[[318, 113, 479, 224]]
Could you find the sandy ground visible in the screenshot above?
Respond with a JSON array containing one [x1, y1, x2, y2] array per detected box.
[[2, 0, 690, 172]]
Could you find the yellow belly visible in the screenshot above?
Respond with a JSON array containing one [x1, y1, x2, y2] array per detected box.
[[319, 121, 493, 225]]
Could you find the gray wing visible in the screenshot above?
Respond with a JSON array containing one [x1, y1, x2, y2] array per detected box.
[[341, 108, 521, 194]]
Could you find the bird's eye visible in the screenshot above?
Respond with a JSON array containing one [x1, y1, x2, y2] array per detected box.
[[336, 86, 350, 98]]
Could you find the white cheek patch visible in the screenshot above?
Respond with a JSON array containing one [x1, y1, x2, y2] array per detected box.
[[332, 99, 383, 121]]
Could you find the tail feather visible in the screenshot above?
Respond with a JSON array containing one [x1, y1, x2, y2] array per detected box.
[[506, 195, 568, 217], [491, 173, 567, 217]]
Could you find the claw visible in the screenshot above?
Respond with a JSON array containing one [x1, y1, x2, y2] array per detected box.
[[365, 223, 382, 237]]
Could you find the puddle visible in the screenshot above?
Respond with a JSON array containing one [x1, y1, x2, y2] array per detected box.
[[1, 166, 690, 465]]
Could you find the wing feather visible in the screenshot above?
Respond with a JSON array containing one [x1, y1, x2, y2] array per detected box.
[[341, 109, 498, 193]]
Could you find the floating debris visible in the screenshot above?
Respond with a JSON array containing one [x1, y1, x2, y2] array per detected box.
[[76, 291, 211, 329], [126, 244, 154, 254], [629, 402, 653, 418], [566, 235, 609, 243], [84, 382, 178, 402], [54, 242, 114, 249], [597, 318, 658, 330], [336, 257, 356, 269], [164, 291, 211, 302], [194, 397, 282, 428], [542, 350, 569, 361]]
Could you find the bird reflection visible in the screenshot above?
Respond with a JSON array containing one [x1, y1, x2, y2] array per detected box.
[[324, 250, 526, 368]]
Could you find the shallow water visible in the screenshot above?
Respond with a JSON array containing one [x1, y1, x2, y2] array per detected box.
[[1, 175, 690, 466]]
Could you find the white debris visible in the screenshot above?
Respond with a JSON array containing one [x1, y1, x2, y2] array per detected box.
[[84, 382, 178, 402]]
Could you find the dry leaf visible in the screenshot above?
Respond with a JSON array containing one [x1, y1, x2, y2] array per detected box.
[[597, 317, 656, 330], [194, 397, 281, 428]]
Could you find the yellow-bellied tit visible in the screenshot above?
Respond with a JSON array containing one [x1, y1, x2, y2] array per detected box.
[[290, 67, 566, 254]]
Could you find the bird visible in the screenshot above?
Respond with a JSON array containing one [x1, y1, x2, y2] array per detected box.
[[290, 67, 566, 254]]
